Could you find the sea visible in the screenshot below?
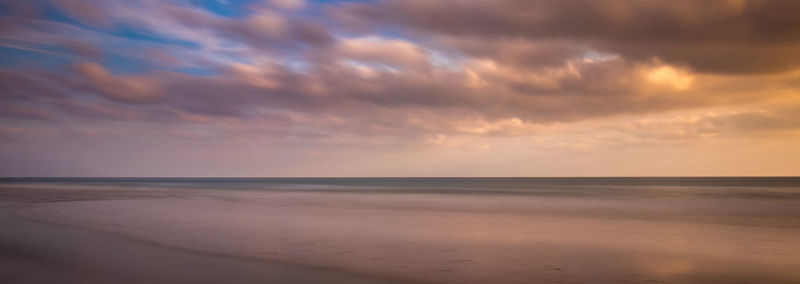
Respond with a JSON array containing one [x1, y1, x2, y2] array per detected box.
[[2, 177, 800, 283], [2, 176, 800, 196]]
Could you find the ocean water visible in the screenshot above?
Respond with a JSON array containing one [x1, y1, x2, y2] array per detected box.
[[3, 177, 800, 283], [3, 176, 800, 196], [4, 177, 800, 228]]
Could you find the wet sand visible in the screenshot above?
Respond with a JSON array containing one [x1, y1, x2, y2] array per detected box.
[[2, 184, 800, 283]]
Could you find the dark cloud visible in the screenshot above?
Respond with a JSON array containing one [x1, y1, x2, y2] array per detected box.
[[0, 69, 69, 101], [336, 0, 800, 74], [2, 54, 791, 139], [0, 0, 42, 18], [56, 100, 144, 121], [3, 0, 800, 146], [0, 104, 54, 121]]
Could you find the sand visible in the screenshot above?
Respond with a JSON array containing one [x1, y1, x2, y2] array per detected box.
[[2, 184, 800, 283]]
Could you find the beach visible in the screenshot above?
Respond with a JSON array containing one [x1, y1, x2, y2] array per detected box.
[[2, 178, 800, 283]]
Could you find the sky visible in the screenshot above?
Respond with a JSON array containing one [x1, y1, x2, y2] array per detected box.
[[0, 0, 799, 177]]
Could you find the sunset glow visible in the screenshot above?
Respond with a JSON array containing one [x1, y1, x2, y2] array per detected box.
[[1, 0, 799, 176]]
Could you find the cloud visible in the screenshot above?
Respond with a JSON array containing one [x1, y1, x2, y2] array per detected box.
[[0, 0, 42, 18], [162, 2, 332, 51], [70, 62, 162, 103], [701, 107, 800, 134], [3, 0, 800, 156], [226, 11, 333, 49], [436, 37, 588, 69], [336, 0, 800, 74], [50, 0, 110, 27], [0, 69, 69, 101], [4, 53, 797, 143], [60, 39, 102, 59], [646, 65, 694, 90], [0, 104, 53, 121], [334, 36, 431, 70], [56, 100, 144, 121], [0, 127, 53, 142], [268, 0, 307, 10]]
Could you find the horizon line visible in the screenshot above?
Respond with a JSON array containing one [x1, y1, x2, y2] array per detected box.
[[2, 176, 799, 179]]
